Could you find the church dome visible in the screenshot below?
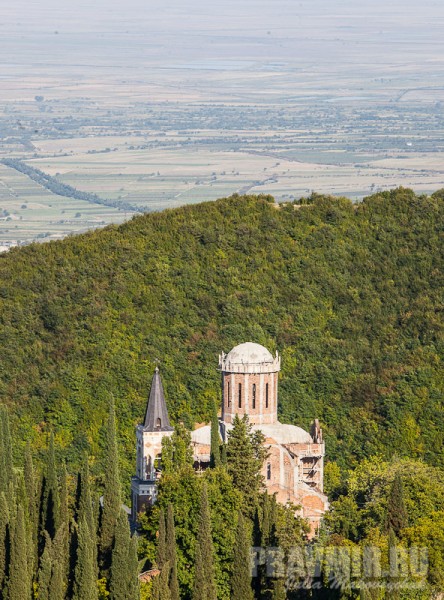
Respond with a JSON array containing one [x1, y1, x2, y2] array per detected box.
[[220, 342, 280, 374], [226, 342, 274, 365]]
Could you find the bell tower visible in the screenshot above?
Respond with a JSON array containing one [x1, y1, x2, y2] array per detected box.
[[131, 367, 174, 521]]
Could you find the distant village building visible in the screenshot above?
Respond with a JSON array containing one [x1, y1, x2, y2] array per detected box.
[[132, 343, 328, 532]]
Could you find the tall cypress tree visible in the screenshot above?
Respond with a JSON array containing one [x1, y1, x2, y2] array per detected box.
[[166, 504, 179, 600], [42, 433, 60, 539], [9, 504, 32, 600], [226, 415, 266, 516], [271, 577, 287, 600], [220, 443, 227, 466], [24, 443, 39, 571], [156, 509, 167, 569], [192, 484, 217, 600], [78, 456, 97, 572], [230, 511, 254, 600], [58, 464, 70, 584], [50, 558, 65, 600], [38, 533, 53, 600], [0, 406, 13, 494], [100, 399, 121, 565], [73, 515, 98, 600], [152, 562, 171, 600], [51, 523, 68, 600], [110, 508, 135, 600], [59, 464, 69, 531], [210, 402, 221, 468], [386, 528, 400, 600], [24, 442, 36, 528], [0, 492, 10, 595], [386, 473, 407, 536], [128, 534, 140, 600]]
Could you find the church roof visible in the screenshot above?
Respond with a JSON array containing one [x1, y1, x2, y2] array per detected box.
[[143, 368, 174, 432], [190, 421, 313, 445], [220, 342, 280, 374], [225, 342, 274, 365]]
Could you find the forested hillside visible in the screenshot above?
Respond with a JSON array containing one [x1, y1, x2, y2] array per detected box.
[[0, 188, 442, 480]]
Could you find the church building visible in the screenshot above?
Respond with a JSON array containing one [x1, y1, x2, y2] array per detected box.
[[132, 342, 328, 532], [130, 367, 174, 521]]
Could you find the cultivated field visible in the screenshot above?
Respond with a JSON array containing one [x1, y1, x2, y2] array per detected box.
[[0, 163, 125, 246], [0, 0, 443, 244]]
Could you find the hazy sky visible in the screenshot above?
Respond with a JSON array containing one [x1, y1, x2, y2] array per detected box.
[[2, 0, 443, 104], [3, 0, 444, 32]]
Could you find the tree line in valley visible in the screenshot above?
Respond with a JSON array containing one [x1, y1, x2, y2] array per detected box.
[[1, 159, 143, 213]]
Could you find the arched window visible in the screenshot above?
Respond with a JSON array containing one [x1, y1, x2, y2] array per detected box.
[[156, 417, 161, 429], [238, 383, 242, 408], [267, 463, 271, 480], [227, 381, 231, 407], [252, 383, 256, 409], [265, 383, 269, 409]]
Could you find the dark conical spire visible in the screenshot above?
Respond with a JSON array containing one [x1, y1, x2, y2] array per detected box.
[[143, 367, 174, 432]]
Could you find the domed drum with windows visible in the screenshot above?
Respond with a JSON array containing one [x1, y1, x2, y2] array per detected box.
[[219, 342, 281, 425]]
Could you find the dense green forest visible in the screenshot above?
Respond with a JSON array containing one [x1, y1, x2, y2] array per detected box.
[[0, 187, 443, 598], [0, 188, 442, 477]]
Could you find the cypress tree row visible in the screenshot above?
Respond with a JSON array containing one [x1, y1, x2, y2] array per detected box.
[[230, 511, 254, 600], [100, 399, 122, 567], [0, 407, 143, 599], [192, 484, 217, 600]]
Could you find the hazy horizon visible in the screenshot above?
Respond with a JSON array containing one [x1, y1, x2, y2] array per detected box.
[[2, 0, 443, 86]]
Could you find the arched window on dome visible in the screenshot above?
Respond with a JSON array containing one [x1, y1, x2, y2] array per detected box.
[[265, 383, 269, 409], [238, 383, 242, 408], [156, 417, 161, 429], [267, 463, 271, 480], [252, 383, 256, 409]]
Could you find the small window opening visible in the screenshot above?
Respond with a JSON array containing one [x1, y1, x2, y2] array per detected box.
[[227, 381, 231, 407], [252, 383, 256, 409], [267, 463, 271, 480], [156, 417, 161, 429], [265, 383, 269, 409], [238, 383, 242, 408]]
